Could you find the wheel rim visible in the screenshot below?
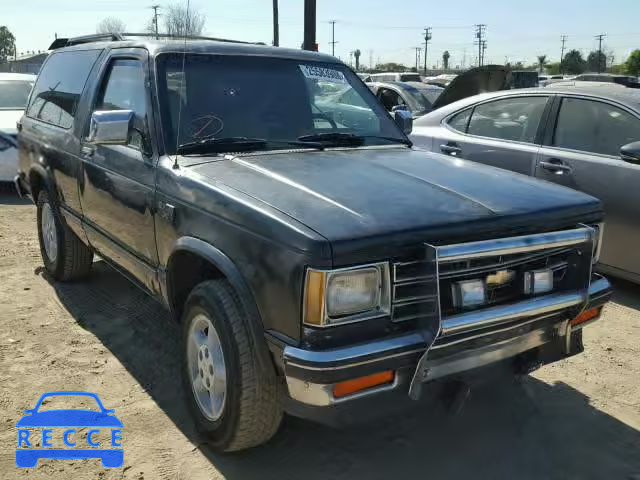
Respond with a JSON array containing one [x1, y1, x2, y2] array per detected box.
[[41, 202, 58, 263], [187, 313, 227, 421]]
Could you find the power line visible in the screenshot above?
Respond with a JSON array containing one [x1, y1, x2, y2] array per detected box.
[[595, 33, 606, 72], [423, 27, 432, 74], [329, 20, 338, 56]]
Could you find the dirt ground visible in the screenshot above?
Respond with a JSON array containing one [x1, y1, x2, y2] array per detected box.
[[0, 191, 639, 480]]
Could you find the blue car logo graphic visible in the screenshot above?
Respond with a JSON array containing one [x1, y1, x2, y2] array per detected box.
[[15, 391, 123, 468]]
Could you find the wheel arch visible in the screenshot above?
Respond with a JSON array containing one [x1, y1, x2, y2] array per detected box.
[[165, 237, 275, 374], [27, 164, 55, 204]]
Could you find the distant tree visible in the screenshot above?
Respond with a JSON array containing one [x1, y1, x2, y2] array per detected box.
[[537, 55, 547, 73], [442, 50, 450, 70], [562, 50, 586, 74], [164, 3, 205, 37], [625, 49, 640, 76], [97, 17, 126, 34], [546, 62, 562, 75], [587, 50, 607, 72], [375, 62, 408, 72], [353, 49, 361, 71], [0, 26, 16, 63]]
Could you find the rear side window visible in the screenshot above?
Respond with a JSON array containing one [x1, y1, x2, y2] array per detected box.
[[447, 108, 472, 132], [27, 50, 101, 128], [466, 96, 548, 143]]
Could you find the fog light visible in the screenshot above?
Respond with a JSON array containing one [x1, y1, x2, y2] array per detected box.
[[451, 279, 486, 309], [523, 268, 554, 295]]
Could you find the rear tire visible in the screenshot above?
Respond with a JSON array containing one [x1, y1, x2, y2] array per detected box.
[[36, 190, 93, 281], [181, 279, 283, 451]]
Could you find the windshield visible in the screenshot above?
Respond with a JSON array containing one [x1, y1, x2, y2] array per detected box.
[[0, 80, 33, 110], [156, 54, 406, 154], [401, 84, 443, 114]]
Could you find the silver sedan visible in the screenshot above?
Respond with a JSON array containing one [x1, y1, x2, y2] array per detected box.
[[410, 84, 640, 283]]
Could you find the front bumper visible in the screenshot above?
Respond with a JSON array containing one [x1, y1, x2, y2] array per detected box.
[[279, 275, 611, 408]]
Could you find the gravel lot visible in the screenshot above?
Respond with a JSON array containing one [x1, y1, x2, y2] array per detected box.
[[1, 191, 639, 480]]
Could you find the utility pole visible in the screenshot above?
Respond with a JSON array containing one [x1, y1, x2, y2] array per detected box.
[[595, 34, 606, 73], [303, 0, 317, 51], [369, 49, 373, 70], [423, 27, 432, 75], [474, 24, 486, 67], [329, 20, 338, 56], [414, 47, 422, 71], [560, 35, 567, 74], [272, 0, 279, 46], [151, 5, 160, 40]]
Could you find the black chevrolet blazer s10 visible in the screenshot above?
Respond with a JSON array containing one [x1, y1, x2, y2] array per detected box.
[[15, 35, 612, 451]]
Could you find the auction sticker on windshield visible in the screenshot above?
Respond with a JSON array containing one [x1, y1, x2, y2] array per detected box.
[[299, 64, 347, 84]]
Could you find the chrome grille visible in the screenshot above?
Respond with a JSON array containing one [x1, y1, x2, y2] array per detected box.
[[391, 227, 595, 327]]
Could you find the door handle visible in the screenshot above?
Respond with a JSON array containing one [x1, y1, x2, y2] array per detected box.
[[440, 144, 462, 156], [539, 160, 572, 174], [81, 145, 95, 158]]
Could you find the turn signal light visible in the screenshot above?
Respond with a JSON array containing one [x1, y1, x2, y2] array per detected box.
[[333, 371, 395, 398], [571, 307, 602, 326]]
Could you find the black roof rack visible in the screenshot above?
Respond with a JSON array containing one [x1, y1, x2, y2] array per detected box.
[[48, 32, 264, 50], [49, 33, 124, 50]]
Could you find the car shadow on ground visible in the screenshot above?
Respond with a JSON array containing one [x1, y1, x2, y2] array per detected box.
[[43, 261, 640, 480], [610, 277, 640, 310], [0, 189, 30, 205]]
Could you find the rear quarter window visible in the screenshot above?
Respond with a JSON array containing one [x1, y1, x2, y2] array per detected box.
[[26, 49, 101, 129]]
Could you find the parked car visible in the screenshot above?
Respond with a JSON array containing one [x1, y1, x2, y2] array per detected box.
[[367, 81, 444, 118], [362, 72, 423, 83], [0, 73, 35, 183], [411, 84, 640, 282], [370, 65, 510, 117], [17, 34, 611, 451], [573, 73, 640, 88], [423, 74, 458, 87]]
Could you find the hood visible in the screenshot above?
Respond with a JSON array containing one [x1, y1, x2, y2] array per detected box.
[[430, 65, 511, 110], [0, 110, 24, 134], [190, 147, 601, 255]]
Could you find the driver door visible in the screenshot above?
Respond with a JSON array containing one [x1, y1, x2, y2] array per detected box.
[[79, 49, 159, 287]]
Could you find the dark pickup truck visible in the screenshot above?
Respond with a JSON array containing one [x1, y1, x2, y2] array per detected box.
[[16, 35, 612, 451]]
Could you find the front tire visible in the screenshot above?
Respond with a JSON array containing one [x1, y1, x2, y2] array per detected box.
[[36, 190, 93, 281], [181, 279, 283, 451]]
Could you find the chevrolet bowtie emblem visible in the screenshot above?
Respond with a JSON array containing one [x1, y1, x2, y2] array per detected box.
[[486, 269, 516, 287]]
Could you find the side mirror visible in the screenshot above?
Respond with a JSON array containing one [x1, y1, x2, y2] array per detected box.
[[393, 109, 413, 135], [87, 110, 134, 145], [620, 141, 640, 164]]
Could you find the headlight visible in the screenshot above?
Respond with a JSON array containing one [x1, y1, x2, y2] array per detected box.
[[303, 263, 391, 327]]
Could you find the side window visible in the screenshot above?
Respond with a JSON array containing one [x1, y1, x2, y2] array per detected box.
[[466, 96, 548, 143], [447, 108, 472, 133], [95, 59, 148, 150], [27, 50, 101, 128], [553, 97, 640, 156], [377, 88, 402, 111]]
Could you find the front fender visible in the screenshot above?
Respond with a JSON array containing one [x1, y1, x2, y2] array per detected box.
[[164, 236, 275, 374]]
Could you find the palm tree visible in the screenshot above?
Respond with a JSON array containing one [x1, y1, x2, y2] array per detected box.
[[537, 55, 547, 73], [442, 50, 450, 70], [353, 49, 361, 71]]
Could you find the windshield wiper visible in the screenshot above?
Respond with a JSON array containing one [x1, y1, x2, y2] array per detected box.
[[177, 136, 324, 155], [298, 132, 412, 147]]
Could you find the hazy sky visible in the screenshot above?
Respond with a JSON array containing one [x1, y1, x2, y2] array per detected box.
[[4, 0, 640, 68]]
